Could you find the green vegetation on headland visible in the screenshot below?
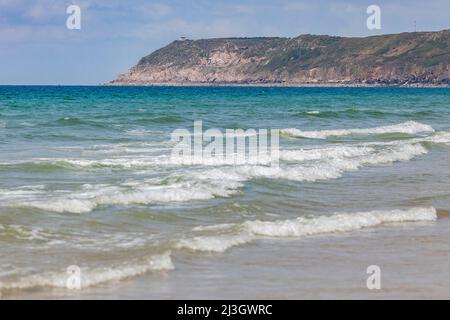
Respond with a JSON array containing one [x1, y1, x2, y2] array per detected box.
[[110, 30, 450, 87]]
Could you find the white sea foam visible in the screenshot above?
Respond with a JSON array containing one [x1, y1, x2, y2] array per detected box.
[[0, 252, 174, 291], [125, 129, 164, 136], [421, 131, 450, 145], [175, 207, 437, 252], [3, 128, 448, 172], [1, 127, 442, 215], [281, 121, 434, 139], [3, 139, 429, 213], [231, 142, 428, 182], [176, 233, 254, 253], [28, 156, 171, 169], [54, 141, 172, 153], [244, 207, 437, 237], [19, 177, 244, 214], [26, 198, 98, 214], [279, 145, 374, 162]]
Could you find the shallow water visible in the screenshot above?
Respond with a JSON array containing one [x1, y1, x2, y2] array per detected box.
[[1, 86, 450, 298]]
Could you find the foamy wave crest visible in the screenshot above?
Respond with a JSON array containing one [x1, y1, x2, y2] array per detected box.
[[176, 233, 254, 253], [0, 156, 173, 170], [3, 129, 447, 173], [281, 121, 434, 139], [0, 252, 174, 291], [279, 145, 374, 162], [21, 179, 243, 214], [244, 207, 436, 236], [5, 141, 428, 213], [8, 168, 247, 214], [421, 131, 450, 145], [175, 207, 437, 252], [231, 142, 428, 182]]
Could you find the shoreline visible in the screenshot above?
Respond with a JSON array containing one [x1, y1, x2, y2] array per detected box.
[[106, 81, 450, 88], [4, 216, 450, 299]]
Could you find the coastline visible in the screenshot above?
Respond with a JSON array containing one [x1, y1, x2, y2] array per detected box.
[[105, 81, 450, 88]]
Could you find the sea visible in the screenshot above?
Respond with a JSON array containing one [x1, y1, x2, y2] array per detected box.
[[1, 86, 450, 299]]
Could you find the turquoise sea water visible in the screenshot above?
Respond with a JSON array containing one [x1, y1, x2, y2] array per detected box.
[[1, 86, 450, 296]]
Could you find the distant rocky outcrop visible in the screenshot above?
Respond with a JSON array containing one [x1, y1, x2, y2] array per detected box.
[[110, 30, 450, 86]]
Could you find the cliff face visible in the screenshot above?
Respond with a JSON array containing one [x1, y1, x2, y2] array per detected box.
[[111, 30, 450, 86]]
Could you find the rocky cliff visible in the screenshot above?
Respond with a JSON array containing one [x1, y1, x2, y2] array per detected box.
[[110, 30, 450, 86]]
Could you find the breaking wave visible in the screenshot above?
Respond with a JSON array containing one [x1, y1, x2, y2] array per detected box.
[[175, 207, 437, 252], [281, 121, 434, 139], [295, 109, 434, 119], [3, 130, 449, 172], [0, 137, 438, 213], [15, 178, 244, 214], [0, 252, 174, 291]]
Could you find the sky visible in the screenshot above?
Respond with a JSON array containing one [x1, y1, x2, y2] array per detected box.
[[0, 0, 449, 85]]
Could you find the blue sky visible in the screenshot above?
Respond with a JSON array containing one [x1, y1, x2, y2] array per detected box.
[[0, 0, 449, 85]]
